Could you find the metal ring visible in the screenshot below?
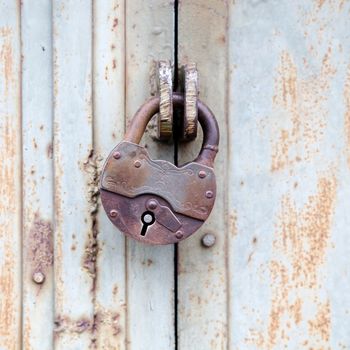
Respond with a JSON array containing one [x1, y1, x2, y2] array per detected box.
[[182, 63, 198, 141], [156, 60, 173, 141], [124, 93, 219, 167]]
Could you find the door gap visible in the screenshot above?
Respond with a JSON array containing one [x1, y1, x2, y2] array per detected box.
[[173, 1, 179, 349]]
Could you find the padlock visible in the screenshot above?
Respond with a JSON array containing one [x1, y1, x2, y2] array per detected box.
[[99, 92, 219, 245]]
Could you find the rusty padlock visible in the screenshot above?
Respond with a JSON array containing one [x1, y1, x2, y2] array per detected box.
[[99, 93, 219, 245]]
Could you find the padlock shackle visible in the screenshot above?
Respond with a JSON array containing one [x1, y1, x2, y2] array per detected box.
[[124, 93, 219, 167]]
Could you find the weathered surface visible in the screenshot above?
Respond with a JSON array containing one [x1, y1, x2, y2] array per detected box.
[[1, 0, 350, 349], [22, 1, 54, 349], [0, 2, 21, 349], [228, 1, 350, 348], [93, 0, 126, 348], [178, 1, 229, 349], [124, 1, 175, 349], [53, 0, 94, 348]]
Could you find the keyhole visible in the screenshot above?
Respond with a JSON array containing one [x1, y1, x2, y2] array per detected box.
[[140, 211, 155, 236]]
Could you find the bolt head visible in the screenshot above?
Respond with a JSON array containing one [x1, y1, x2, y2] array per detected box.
[[110, 209, 118, 218], [175, 231, 184, 239], [147, 199, 158, 210], [205, 190, 214, 199], [32, 271, 45, 284], [134, 160, 141, 168], [198, 170, 206, 178], [113, 151, 121, 159], [201, 233, 216, 248]]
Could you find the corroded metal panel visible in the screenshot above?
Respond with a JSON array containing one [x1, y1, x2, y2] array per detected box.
[[52, 0, 95, 348], [93, 0, 127, 348], [0, 2, 21, 349], [228, 1, 350, 349], [22, 1, 54, 349], [177, 1, 229, 349]]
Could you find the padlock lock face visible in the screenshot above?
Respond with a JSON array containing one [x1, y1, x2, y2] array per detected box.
[[100, 141, 216, 245], [99, 93, 219, 245]]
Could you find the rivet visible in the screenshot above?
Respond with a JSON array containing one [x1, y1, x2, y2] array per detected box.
[[113, 151, 121, 159], [147, 199, 158, 210], [198, 170, 206, 178], [32, 271, 45, 284], [175, 231, 184, 239], [134, 160, 141, 168], [201, 233, 216, 248], [205, 190, 214, 199], [110, 209, 118, 218]]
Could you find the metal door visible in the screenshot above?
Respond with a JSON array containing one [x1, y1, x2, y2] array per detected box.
[[1, 1, 350, 349]]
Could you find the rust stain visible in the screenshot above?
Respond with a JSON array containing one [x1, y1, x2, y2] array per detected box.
[[308, 300, 331, 342], [0, 27, 13, 95], [0, 25, 20, 349], [82, 149, 101, 279], [229, 210, 238, 237], [270, 50, 335, 172], [316, 0, 326, 9], [252, 173, 336, 348], [54, 315, 92, 334], [27, 213, 53, 281], [343, 63, 350, 167], [112, 18, 118, 30]]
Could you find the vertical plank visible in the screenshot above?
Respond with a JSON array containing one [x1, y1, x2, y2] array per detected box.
[[125, 1, 175, 349], [21, 1, 54, 349], [93, 0, 126, 348], [0, 1, 21, 349], [177, 1, 229, 349], [53, 1, 94, 348], [228, 1, 350, 349]]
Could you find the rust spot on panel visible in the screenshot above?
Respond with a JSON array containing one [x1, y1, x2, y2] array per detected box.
[[266, 174, 336, 348], [308, 300, 331, 342], [316, 0, 326, 8], [229, 210, 238, 237], [91, 309, 123, 348], [47, 142, 53, 159], [54, 316, 92, 334], [28, 213, 53, 283], [0, 27, 14, 95], [343, 64, 350, 167], [0, 25, 20, 349], [270, 50, 335, 172], [82, 150, 101, 280], [112, 18, 118, 30]]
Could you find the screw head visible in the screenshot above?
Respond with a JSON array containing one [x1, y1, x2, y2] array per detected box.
[[198, 170, 206, 178], [201, 233, 216, 248], [205, 190, 214, 199], [113, 151, 121, 159], [134, 160, 141, 168], [175, 231, 184, 239], [110, 209, 118, 218], [147, 199, 158, 210], [32, 271, 45, 284]]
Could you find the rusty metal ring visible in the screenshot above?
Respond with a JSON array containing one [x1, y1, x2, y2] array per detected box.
[[182, 63, 198, 141], [124, 93, 219, 167], [157, 61, 173, 141]]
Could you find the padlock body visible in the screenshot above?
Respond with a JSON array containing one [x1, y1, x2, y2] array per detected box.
[[100, 141, 216, 245]]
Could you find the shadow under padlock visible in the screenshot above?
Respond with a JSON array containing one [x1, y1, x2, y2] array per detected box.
[[99, 93, 219, 245]]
